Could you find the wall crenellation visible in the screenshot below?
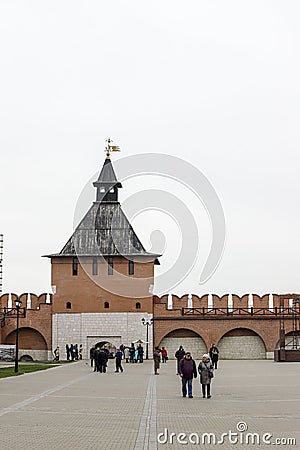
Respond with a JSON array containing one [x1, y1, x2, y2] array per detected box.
[[0, 293, 52, 310], [153, 293, 296, 312]]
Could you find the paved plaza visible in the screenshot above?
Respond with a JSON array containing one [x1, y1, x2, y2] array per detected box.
[[0, 359, 299, 450]]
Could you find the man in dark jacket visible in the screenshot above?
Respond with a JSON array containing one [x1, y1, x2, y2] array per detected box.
[[66, 344, 70, 361], [137, 345, 144, 363], [74, 343, 79, 360], [93, 347, 100, 372], [129, 346, 135, 363], [90, 345, 95, 367], [98, 348, 108, 373], [115, 349, 124, 373], [209, 344, 219, 369], [175, 346, 185, 374], [70, 344, 75, 361], [178, 352, 197, 398]]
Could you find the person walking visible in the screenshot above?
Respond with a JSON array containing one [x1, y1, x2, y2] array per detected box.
[[129, 345, 135, 363], [209, 344, 219, 369], [90, 345, 95, 368], [161, 346, 168, 363], [124, 347, 130, 363], [198, 354, 214, 398], [79, 344, 83, 360], [153, 347, 161, 375], [134, 347, 139, 363], [53, 346, 60, 361], [137, 344, 144, 363], [66, 344, 70, 361], [70, 344, 75, 361], [74, 344, 79, 360], [178, 352, 197, 398], [175, 345, 185, 374], [93, 347, 100, 372], [115, 349, 124, 373], [98, 348, 108, 373]]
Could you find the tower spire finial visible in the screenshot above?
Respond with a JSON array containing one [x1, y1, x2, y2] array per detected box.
[[105, 138, 120, 159]]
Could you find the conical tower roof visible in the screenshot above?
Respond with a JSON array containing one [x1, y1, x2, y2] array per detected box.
[[45, 155, 160, 261]]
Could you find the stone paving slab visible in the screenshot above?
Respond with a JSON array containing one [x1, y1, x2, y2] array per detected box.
[[0, 361, 151, 450], [157, 360, 300, 450], [0, 359, 299, 450]]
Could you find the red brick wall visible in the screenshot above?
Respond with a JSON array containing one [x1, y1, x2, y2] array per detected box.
[[153, 293, 300, 353], [4, 327, 48, 349], [153, 317, 294, 352], [213, 295, 229, 309], [51, 256, 155, 313], [1, 291, 298, 356], [193, 295, 209, 309], [1, 302, 52, 350]]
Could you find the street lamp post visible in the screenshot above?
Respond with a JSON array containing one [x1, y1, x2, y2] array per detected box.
[[14, 298, 22, 373], [141, 318, 153, 360]]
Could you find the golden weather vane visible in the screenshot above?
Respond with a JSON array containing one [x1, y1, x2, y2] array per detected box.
[[105, 138, 120, 159]]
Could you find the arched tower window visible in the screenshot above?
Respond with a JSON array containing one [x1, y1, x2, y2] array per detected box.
[[104, 301, 110, 309], [66, 301, 72, 309], [136, 302, 141, 309]]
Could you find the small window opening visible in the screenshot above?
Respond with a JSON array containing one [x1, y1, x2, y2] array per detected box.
[[108, 257, 113, 275], [72, 257, 78, 276], [129, 260, 134, 275], [92, 257, 98, 275]]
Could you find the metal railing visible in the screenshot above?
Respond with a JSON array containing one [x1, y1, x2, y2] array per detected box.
[[181, 307, 300, 317]]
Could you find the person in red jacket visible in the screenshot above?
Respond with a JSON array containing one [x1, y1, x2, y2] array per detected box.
[[178, 352, 197, 398], [161, 346, 168, 363]]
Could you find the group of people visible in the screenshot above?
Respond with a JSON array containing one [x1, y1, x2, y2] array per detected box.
[[89, 340, 220, 400], [65, 343, 83, 361], [176, 344, 219, 398], [152, 346, 168, 374], [90, 346, 110, 373], [153, 343, 219, 399], [90, 344, 145, 373], [53, 344, 83, 361], [178, 352, 213, 398], [124, 344, 144, 363]]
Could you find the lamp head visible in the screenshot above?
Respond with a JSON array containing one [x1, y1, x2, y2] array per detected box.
[[14, 298, 22, 308]]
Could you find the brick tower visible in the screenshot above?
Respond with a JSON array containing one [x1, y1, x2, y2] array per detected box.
[[45, 144, 160, 355]]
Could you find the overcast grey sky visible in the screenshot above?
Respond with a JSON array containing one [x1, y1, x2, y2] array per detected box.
[[1, 1, 300, 296]]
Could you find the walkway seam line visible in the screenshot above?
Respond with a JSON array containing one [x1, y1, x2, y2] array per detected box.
[[134, 373, 157, 450], [0, 372, 92, 417]]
